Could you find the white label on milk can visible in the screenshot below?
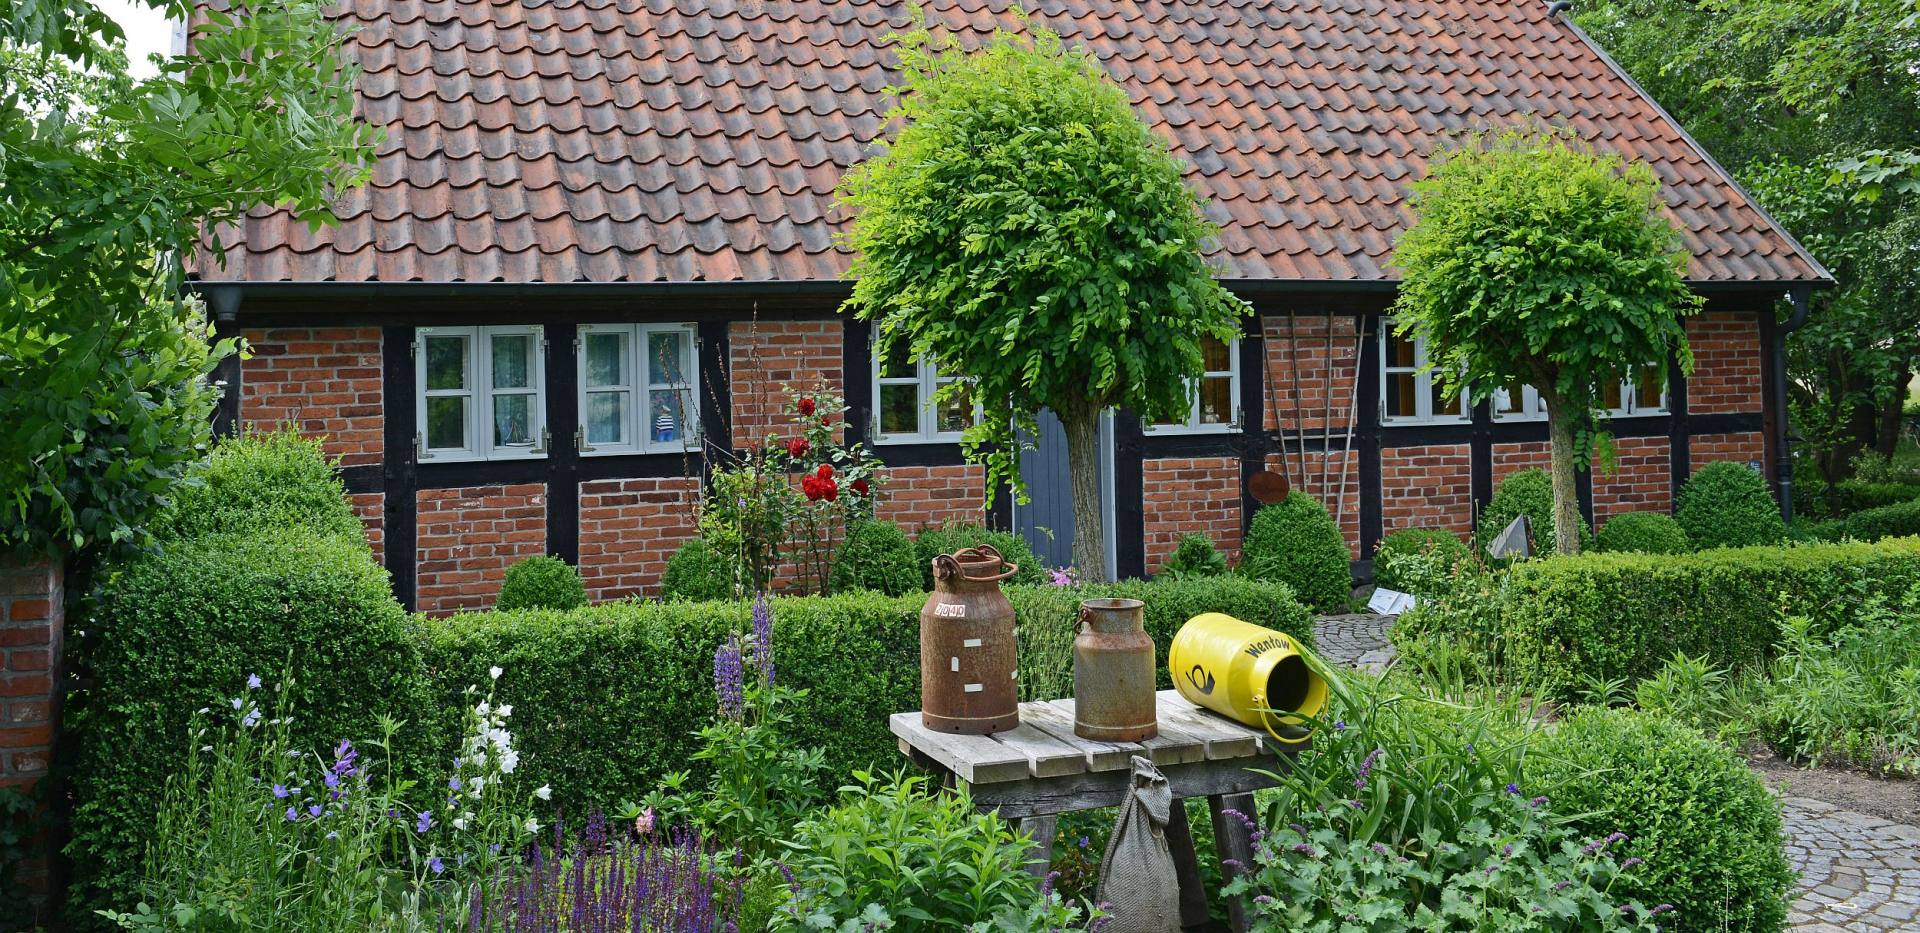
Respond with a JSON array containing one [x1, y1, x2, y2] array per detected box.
[[950, 656, 959, 672], [935, 603, 967, 618], [962, 638, 982, 648], [963, 683, 983, 693]]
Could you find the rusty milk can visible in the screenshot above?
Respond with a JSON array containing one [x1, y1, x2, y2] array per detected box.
[[1073, 598, 1159, 741], [920, 545, 1020, 734]]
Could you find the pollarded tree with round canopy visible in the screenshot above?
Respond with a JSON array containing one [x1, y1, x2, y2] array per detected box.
[[838, 24, 1249, 579], [1392, 131, 1704, 554]]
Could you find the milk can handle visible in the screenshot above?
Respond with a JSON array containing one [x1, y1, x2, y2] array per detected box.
[[950, 545, 1018, 582], [933, 554, 963, 581]]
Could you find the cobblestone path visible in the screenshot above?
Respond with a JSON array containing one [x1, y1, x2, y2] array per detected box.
[[1310, 614, 1920, 932]]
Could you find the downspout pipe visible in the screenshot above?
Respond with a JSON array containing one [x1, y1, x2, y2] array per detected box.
[[1774, 289, 1812, 523]]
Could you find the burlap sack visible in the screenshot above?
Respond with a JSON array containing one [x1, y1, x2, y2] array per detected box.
[[1094, 755, 1181, 932]]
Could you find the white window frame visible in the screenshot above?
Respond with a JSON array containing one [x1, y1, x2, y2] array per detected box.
[[871, 352, 975, 444], [1146, 337, 1242, 434], [1379, 322, 1469, 425], [1491, 383, 1548, 422], [414, 325, 547, 463], [1492, 365, 1669, 422], [575, 323, 701, 456], [1607, 364, 1669, 418]]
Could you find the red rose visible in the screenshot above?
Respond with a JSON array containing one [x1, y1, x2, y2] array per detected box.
[[801, 474, 823, 501], [851, 478, 870, 497], [785, 437, 809, 459], [797, 397, 816, 416], [819, 478, 839, 501], [820, 416, 832, 429], [815, 463, 833, 480]]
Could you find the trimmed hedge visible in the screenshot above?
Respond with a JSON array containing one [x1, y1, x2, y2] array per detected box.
[[829, 520, 923, 596], [1160, 532, 1228, 578], [1832, 479, 1920, 515], [661, 538, 739, 601], [1533, 708, 1793, 932], [417, 577, 1314, 823], [913, 524, 1047, 588], [66, 529, 432, 920], [1471, 538, 1920, 699], [1833, 497, 1920, 542], [154, 429, 363, 543], [1240, 491, 1352, 611], [1480, 468, 1591, 555], [1676, 461, 1785, 549], [1594, 511, 1691, 555], [497, 555, 587, 611]]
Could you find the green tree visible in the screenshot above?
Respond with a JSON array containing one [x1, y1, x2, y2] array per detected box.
[[1, 1, 376, 559], [838, 25, 1247, 578], [1392, 132, 1701, 555]]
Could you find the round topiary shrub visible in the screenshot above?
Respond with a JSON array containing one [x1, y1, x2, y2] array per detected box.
[[156, 428, 364, 543], [661, 538, 740, 602], [830, 520, 923, 596], [1373, 527, 1470, 596], [1240, 491, 1351, 612], [913, 524, 1047, 589], [496, 554, 587, 611], [1531, 707, 1794, 933], [67, 529, 432, 919], [1595, 510, 1692, 554], [1480, 467, 1592, 555], [1160, 532, 1228, 579], [1676, 461, 1786, 550]]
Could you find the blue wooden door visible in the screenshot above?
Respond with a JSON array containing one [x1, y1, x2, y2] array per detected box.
[[1013, 410, 1115, 579]]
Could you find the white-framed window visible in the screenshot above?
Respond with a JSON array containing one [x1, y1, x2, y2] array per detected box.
[[415, 325, 546, 462], [1147, 335, 1240, 433], [1492, 382, 1548, 422], [1380, 323, 1468, 424], [872, 341, 975, 443], [1604, 364, 1668, 417], [577, 323, 700, 456]]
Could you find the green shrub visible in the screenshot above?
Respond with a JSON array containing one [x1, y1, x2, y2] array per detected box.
[[1372, 528, 1469, 595], [1676, 461, 1785, 549], [417, 576, 1311, 823], [661, 538, 740, 602], [1533, 708, 1793, 932], [781, 771, 1046, 927], [1754, 607, 1920, 773], [1595, 511, 1691, 554], [912, 523, 1046, 588], [1160, 532, 1228, 578], [497, 554, 587, 611], [1838, 497, 1920, 541], [1832, 479, 1920, 514], [1400, 537, 1920, 700], [1479, 468, 1591, 555], [829, 520, 923, 596], [66, 529, 431, 921], [1240, 492, 1351, 611], [154, 429, 363, 543]]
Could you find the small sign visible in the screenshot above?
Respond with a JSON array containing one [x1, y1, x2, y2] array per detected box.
[[1487, 514, 1532, 560], [934, 603, 967, 618], [1367, 587, 1418, 615]]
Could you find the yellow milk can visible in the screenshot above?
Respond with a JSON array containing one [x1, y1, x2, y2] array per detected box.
[[1168, 613, 1328, 743]]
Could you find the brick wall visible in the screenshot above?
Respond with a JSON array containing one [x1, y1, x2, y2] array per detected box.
[[1265, 452, 1360, 555], [240, 327, 383, 467], [1594, 437, 1672, 521], [415, 484, 548, 616], [1, 557, 61, 923], [875, 465, 986, 534], [1691, 431, 1767, 472], [351, 493, 385, 564], [1686, 313, 1763, 414], [1490, 441, 1552, 490], [1263, 314, 1362, 434], [1142, 457, 1243, 573], [729, 320, 843, 449], [577, 478, 702, 601], [1380, 444, 1474, 538]]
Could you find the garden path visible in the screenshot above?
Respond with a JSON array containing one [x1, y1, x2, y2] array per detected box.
[[1308, 614, 1920, 932]]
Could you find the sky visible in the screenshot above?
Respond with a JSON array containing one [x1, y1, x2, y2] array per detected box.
[[96, 0, 176, 79]]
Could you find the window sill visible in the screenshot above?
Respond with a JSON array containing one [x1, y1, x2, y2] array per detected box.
[[873, 433, 968, 446], [1143, 424, 1242, 436]]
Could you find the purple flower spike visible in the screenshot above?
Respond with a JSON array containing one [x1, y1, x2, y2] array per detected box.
[[751, 595, 775, 687], [713, 639, 745, 720]]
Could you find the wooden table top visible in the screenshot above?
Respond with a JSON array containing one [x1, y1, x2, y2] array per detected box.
[[890, 689, 1286, 785]]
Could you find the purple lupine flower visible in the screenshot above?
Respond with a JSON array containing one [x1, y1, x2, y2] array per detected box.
[[713, 639, 745, 720], [416, 810, 433, 834], [751, 594, 775, 687]]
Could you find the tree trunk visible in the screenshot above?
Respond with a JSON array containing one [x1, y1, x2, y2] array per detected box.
[[1059, 398, 1109, 581], [1875, 367, 1911, 458], [1541, 395, 1584, 556]]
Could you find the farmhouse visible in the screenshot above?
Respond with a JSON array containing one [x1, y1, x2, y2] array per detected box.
[[193, 0, 1831, 614]]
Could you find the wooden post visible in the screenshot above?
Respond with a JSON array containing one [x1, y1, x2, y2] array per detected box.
[[1014, 814, 1057, 879], [1209, 792, 1258, 933], [1165, 797, 1213, 928]]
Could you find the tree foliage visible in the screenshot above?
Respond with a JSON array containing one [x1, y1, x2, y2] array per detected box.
[[1, 1, 377, 558], [1392, 131, 1700, 553], [838, 23, 1247, 576]]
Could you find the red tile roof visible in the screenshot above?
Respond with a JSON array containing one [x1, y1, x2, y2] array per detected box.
[[197, 0, 1830, 286]]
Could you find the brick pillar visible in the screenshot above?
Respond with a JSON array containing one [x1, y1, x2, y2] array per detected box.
[[1, 555, 62, 925]]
